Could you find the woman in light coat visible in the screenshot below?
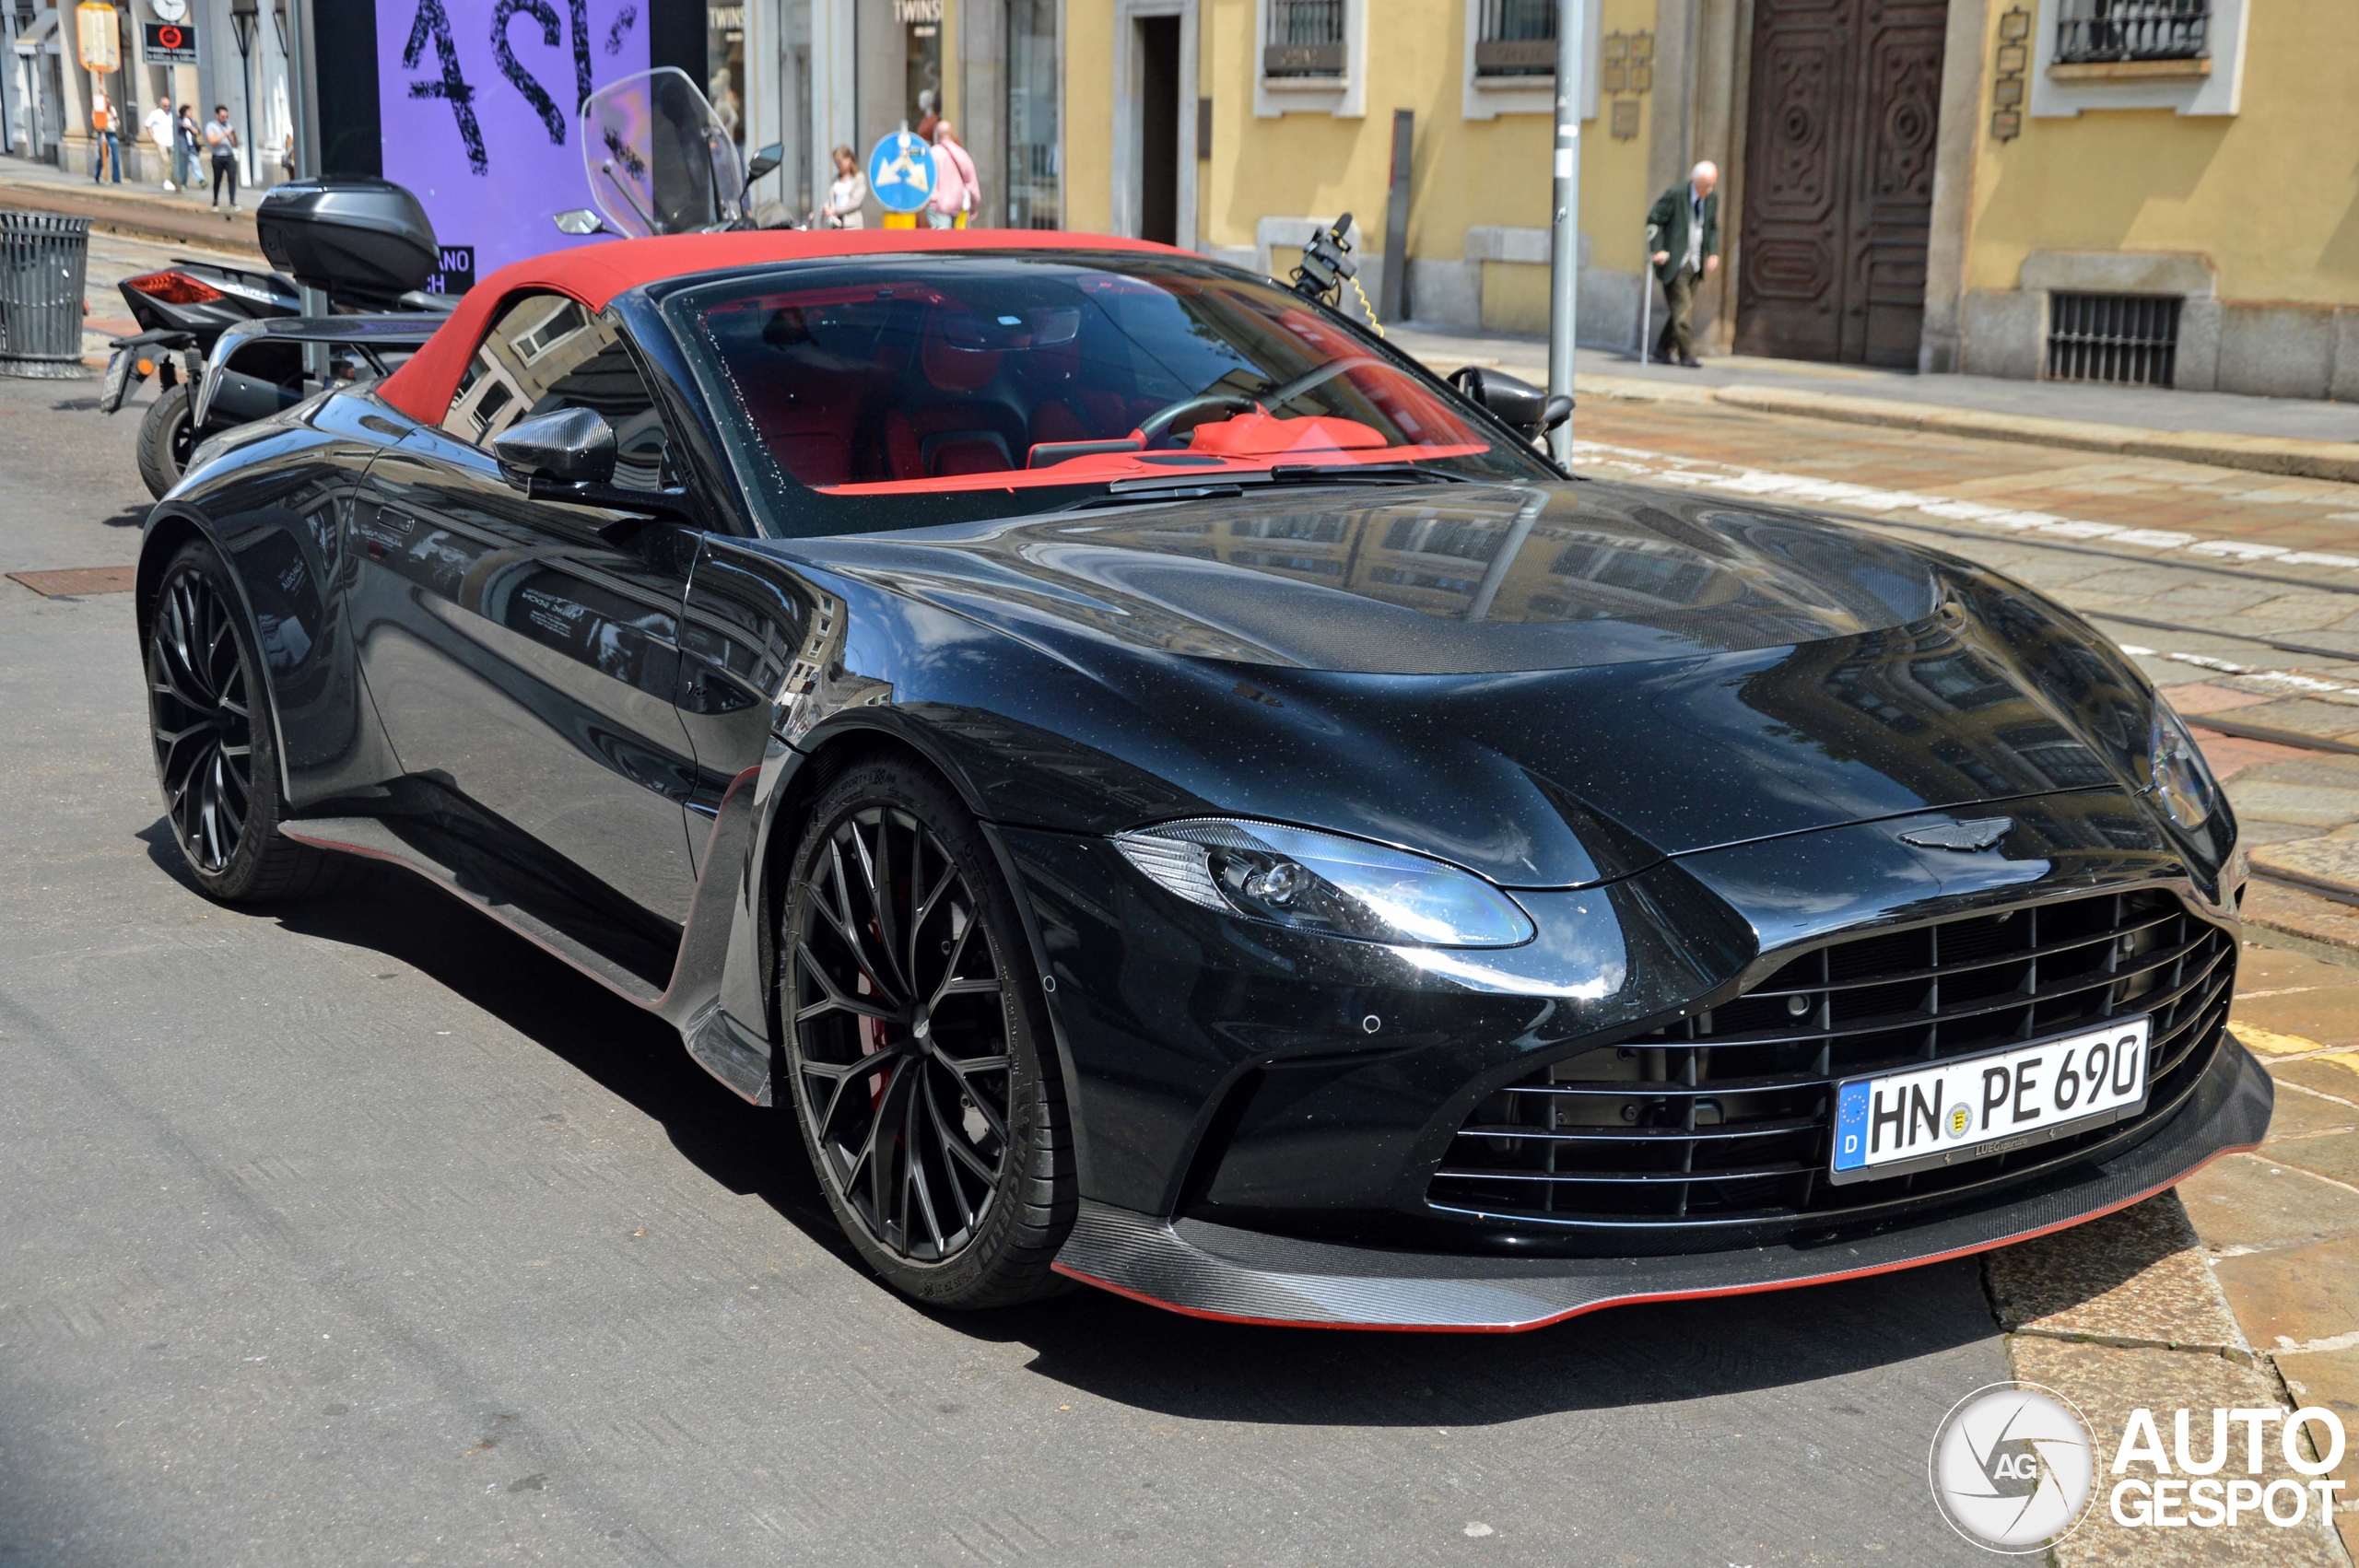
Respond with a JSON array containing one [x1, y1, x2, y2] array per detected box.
[[821, 145, 866, 229]]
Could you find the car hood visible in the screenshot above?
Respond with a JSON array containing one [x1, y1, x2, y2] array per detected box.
[[786, 479, 2149, 884], [806, 477, 1945, 676]]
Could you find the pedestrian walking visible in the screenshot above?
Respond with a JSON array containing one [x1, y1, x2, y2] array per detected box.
[[205, 105, 240, 211], [173, 104, 201, 193], [1645, 160, 1721, 368], [89, 85, 122, 182], [820, 144, 866, 228], [927, 121, 978, 231], [144, 96, 177, 191]]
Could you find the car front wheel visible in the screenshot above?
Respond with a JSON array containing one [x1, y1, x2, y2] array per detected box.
[[780, 759, 1074, 1309]]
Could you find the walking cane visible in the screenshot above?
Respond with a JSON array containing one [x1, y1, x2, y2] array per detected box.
[[1639, 241, 1651, 368]]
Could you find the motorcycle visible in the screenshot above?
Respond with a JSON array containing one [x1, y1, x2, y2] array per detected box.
[[154, 69, 781, 498], [99, 179, 458, 499]]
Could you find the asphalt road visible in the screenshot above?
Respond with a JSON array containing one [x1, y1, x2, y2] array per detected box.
[[4, 366, 2013, 1568]]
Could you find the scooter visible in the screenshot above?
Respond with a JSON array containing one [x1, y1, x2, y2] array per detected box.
[[154, 70, 783, 497], [99, 259, 299, 499], [99, 181, 457, 499]]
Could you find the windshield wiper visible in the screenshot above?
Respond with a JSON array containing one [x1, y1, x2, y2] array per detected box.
[[1264, 462, 1484, 486], [1059, 472, 1268, 510], [1059, 462, 1488, 512]]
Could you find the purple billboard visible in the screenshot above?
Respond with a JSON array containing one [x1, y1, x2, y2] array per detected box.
[[376, 0, 651, 290]]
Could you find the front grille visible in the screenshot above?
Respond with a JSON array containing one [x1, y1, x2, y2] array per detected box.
[[1428, 889, 2235, 1227]]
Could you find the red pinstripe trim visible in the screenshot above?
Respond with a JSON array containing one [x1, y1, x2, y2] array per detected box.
[[1049, 1141, 2259, 1333]]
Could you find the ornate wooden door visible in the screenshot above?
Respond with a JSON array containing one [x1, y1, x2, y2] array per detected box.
[[1736, 0, 1946, 367]]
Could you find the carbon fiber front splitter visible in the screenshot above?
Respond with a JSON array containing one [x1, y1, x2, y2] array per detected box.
[[1050, 1035, 2272, 1331]]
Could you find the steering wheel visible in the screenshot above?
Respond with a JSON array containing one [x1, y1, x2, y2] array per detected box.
[[1135, 390, 1259, 449], [1135, 357, 1393, 450], [1257, 355, 1385, 413]]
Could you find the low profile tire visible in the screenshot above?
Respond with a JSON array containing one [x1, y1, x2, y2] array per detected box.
[[780, 760, 1074, 1309], [146, 540, 342, 903], [137, 381, 196, 501]]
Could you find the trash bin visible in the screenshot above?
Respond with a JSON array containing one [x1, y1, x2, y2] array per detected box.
[[0, 211, 91, 379]]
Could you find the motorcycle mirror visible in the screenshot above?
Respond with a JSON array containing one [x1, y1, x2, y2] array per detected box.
[[553, 208, 607, 237], [1449, 367, 1573, 437], [745, 142, 784, 184]]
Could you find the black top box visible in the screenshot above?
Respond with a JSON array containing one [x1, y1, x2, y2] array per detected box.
[[256, 178, 439, 307]]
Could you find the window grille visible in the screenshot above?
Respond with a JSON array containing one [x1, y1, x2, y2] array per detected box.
[[1475, 0, 1556, 76], [2047, 293, 2180, 387], [2054, 0, 2208, 64], [1263, 0, 1344, 77]]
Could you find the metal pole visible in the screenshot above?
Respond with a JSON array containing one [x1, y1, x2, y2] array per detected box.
[[285, 1, 319, 181], [1379, 108, 1413, 322], [1545, 0, 1585, 465], [283, 2, 327, 383]]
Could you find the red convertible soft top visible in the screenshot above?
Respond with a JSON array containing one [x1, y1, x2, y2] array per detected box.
[[376, 228, 1181, 427]]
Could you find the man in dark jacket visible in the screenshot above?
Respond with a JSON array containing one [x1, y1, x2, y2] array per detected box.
[[1646, 160, 1720, 367]]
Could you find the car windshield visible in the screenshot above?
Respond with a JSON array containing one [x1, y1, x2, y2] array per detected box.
[[666, 252, 1556, 536]]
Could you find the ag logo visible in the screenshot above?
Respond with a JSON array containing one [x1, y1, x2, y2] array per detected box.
[[1929, 1382, 2096, 1552]]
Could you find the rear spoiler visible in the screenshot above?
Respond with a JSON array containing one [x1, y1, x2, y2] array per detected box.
[[195, 314, 444, 428]]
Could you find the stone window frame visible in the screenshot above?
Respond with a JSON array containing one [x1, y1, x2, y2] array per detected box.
[[2027, 0, 2249, 118], [1252, 0, 1366, 119], [1461, 0, 1600, 122]]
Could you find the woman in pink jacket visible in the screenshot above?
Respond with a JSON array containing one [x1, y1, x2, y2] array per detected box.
[[927, 122, 980, 229]]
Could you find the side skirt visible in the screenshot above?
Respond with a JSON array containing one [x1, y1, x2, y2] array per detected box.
[[281, 764, 773, 1104]]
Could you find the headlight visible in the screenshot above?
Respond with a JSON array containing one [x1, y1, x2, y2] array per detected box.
[[1113, 818, 1535, 947], [2146, 699, 2220, 831]]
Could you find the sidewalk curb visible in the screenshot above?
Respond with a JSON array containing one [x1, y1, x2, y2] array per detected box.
[[0, 170, 263, 258], [1565, 371, 2359, 486], [2244, 882, 2359, 967]]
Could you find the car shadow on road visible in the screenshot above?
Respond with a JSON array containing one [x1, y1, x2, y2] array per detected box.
[[136, 822, 858, 1264], [143, 823, 2008, 1427]]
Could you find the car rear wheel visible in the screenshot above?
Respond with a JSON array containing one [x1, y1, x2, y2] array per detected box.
[[780, 760, 1074, 1308], [146, 541, 343, 902], [137, 381, 195, 500]]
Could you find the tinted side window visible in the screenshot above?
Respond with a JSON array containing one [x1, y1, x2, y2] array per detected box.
[[440, 292, 666, 487]]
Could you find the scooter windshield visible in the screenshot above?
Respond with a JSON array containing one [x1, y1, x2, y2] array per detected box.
[[581, 67, 744, 239]]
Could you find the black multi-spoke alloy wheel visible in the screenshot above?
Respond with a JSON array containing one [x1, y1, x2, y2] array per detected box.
[[146, 541, 340, 902], [782, 761, 1074, 1308], [137, 381, 196, 500]]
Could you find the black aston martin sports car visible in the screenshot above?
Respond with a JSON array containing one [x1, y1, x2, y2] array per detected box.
[[138, 227, 2268, 1330]]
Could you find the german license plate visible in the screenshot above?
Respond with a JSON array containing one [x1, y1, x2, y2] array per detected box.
[[1828, 1017, 2150, 1184], [100, 348, 133, 414]]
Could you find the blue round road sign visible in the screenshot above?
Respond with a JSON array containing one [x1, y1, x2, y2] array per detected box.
[[868, 132, 935, 215]]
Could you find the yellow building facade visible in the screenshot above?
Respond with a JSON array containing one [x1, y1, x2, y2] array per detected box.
[[1942, 0, 2359, 398], [1027, 0, 2357, 399], [1058, 0, 1675, 345]]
